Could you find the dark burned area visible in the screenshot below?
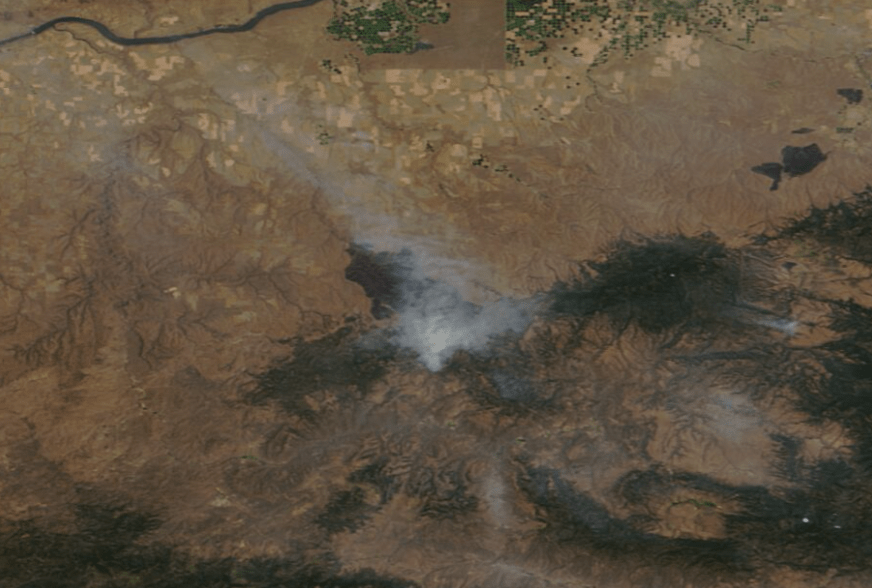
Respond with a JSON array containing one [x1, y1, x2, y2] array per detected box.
[[246, 322, 396, 420], [548, 233, 743, 335], [0, 499, 418, 587], [446, 346, 553, 415], [12, 189, 872, 586], [782, 143, 827, 177], [837, 88, 863, 105], [344, 244, 411, 320], [534, 204, 872, 575], [762, 184, 872, 264], [517, 464, 745, 576], [751, 143, 827, 190]]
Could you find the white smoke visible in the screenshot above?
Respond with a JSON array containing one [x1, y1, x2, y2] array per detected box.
[[755, 316, 800, 336], [384, 251, 540, 372], [253, 117, 539, 370], [176, 49, 539, 370]]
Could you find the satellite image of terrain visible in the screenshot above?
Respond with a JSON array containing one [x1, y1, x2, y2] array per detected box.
[[2, 0, 872, 586]]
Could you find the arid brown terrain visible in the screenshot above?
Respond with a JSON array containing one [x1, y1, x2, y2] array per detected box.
[[1, 1, 872, 587]]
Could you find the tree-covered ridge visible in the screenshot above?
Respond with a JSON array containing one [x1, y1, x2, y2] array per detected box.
[[327, 0, 450, 55], [506, 0, 783, 66]]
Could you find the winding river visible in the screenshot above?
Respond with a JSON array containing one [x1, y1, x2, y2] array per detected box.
[[0, 0, 327, 48]]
